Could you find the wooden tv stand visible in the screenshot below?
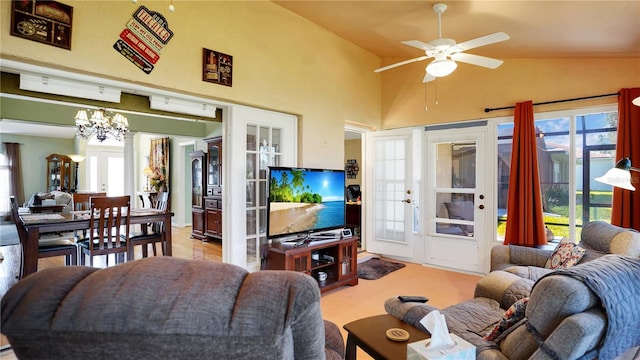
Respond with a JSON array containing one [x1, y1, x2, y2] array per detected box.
[[265, 237, 359, 293]]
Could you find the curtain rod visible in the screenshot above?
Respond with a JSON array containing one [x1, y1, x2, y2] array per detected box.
[[484, 92, 619, 113]]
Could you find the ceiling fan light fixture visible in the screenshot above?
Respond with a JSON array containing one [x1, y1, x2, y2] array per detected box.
[[426, 59, 457, 77]]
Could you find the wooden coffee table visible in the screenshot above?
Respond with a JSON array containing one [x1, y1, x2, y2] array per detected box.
[[343, 314, 429, 360]]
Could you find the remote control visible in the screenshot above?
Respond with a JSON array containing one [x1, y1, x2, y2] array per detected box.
[[398, 295, 429, 303]]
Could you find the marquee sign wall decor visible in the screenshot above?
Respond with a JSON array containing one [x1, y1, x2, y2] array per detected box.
[[11, 0, 73, 50], [114, 6, 174, 74]]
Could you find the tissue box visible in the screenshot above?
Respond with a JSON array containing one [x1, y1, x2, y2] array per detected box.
[[407, 333, 475, 360]]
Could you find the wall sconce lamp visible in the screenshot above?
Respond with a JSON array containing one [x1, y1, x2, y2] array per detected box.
[[595, 157, 639, 191]]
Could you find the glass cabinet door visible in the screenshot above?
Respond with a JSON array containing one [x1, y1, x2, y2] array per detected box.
[[208, 142, 220, 187], [190, 151, 205, 208]]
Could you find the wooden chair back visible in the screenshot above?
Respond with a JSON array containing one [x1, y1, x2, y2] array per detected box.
[[73, 192, 107, 211], [87, 196, 130, 255], [151, 192, 170, 233], [9, 196, 27, 245]]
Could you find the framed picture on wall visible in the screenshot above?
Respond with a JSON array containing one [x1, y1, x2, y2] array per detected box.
[[11, 0, 73, 50], [203, 48, 233, 87]]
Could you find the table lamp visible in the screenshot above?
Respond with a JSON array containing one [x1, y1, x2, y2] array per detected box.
[[595, 157, 639, 191]]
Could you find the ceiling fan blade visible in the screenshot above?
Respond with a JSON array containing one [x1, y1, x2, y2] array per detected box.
[[450, 52, 504, 69], [423, 73, 436, 83], [374, 56, 429, 73], [401, 40, 435, 51], [454, 32, 510, 52]]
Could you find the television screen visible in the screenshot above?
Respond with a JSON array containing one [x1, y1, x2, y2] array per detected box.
[[267, 167, 345, 240]]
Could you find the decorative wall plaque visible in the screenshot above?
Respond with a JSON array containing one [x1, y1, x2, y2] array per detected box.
[[114, 6, 174, 74], [11, 0, 73, 50], [203, 48, 233, 87]]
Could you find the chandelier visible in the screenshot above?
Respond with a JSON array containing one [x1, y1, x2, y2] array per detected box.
[[74, 108, 129, 142]]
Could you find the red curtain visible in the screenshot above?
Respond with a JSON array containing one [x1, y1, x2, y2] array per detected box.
[[503, 100, 547, 247], [611, 88, 640, 230]]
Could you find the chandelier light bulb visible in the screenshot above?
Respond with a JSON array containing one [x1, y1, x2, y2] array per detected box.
[[74, 108, 129, 142]]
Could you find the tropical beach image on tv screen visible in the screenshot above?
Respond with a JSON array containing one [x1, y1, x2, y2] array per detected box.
[[268, 167, 345, 239]]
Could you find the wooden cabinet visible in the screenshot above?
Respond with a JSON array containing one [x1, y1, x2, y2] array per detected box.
[[190, 137, 223, 241], [190, 150, 206, 240], [46, 154, 74, 192], [205, 197, 222, 239], [204, 136, 222, 241], [205, 136, 222, 196], [265, 237, 359, 293]]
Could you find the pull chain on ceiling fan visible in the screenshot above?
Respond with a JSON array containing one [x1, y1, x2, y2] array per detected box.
[[374, 3, 510, 83]]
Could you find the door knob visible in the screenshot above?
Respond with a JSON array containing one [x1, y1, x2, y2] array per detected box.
[[479, 204, 485, 209], [402, 199, 411, 203]]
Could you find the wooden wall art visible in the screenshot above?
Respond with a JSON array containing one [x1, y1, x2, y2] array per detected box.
[[11, 0, 73, 50]]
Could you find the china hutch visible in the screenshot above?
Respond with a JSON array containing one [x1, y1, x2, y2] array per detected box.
[[190, 136, 223, 241], [46, 153, 74, 192]]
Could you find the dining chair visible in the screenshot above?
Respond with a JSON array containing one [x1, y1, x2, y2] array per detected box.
[[77, 196, 130, 267], [9, 196, 77, 278], [127, 192, 169, 261], [72, 192, 107, 211]]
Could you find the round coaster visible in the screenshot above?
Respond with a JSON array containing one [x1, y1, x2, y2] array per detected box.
[[385, 328, 410, 342]]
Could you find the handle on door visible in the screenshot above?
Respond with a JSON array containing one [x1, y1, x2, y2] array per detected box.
[[479, 204, 485, 209], [402, 199, 411, 204]]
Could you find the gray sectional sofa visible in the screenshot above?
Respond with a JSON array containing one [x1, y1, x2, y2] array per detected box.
[[385, 221, 640, 360], [1, 257, 345, 360]]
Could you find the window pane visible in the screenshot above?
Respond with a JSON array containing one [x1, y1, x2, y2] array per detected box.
[[496, 110, 616, 243]]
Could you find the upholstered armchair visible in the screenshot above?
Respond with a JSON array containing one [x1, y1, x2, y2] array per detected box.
[[491, 221, 640, 280]]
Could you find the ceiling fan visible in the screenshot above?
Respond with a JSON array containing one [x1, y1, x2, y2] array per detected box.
[[374, 3, 510, 83]]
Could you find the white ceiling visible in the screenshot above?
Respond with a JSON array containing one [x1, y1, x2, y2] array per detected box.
[[274, 1, 640, 60]]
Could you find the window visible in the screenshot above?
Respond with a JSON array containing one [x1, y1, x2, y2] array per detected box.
[[496, 106, 618, 242]]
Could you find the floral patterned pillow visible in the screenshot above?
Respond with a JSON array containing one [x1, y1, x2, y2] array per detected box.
[[484, 297, 529, 341], [544, 237, 586, 269]]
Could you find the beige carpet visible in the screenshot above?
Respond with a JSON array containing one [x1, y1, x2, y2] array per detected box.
[[321, 257, 482, 359]]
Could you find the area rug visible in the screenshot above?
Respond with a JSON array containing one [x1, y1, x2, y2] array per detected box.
[[0, 223, 19, 247], [357, 257, 406, 280]]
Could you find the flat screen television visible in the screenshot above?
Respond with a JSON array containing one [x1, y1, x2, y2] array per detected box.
[[267, 167, 346, 241]]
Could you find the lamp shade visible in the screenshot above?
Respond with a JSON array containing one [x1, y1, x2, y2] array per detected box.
[[595, 157, 636, 191], [426, 59, 457, 77]]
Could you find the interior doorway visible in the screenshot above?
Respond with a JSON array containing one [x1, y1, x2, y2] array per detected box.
[[345, 125, 368, 250]]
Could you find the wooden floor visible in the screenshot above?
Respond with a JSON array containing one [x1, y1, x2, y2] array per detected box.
[[0, 226, 481, 360]]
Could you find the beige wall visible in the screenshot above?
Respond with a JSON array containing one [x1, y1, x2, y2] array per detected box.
[[0, 1, 382, 169], [380, 57, 640, 128], [2, 1, 638, 168]]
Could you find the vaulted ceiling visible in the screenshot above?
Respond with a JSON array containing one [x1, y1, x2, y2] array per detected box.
[[274, 1, 640, 61]]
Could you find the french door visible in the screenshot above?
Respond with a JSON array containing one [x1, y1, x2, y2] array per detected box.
[[364, 128, 418, 258], [85, 148, 124, 196], [225, 105, 297, 270], [424, 126, 487, 274]]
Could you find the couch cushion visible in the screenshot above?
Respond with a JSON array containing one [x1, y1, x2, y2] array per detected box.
[[1, 257, 326, 360], [484, 297, 528, 341], [503, 265, 553, 281], [545, 237, 586, 269]]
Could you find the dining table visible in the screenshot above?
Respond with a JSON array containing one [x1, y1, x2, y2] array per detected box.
[[18, 208, 174, 278]]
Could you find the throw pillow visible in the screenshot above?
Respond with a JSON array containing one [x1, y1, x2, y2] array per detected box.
[[484, 297, 529, 342], [544, 237, 586, 269]]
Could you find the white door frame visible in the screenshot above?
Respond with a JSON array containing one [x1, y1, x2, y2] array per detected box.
[[344, 124, 370, 249], [177, 140, 196, 227], [364, 127, 419, 259], [224, 105, 297, 270], [423, 123, 489, 275]]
